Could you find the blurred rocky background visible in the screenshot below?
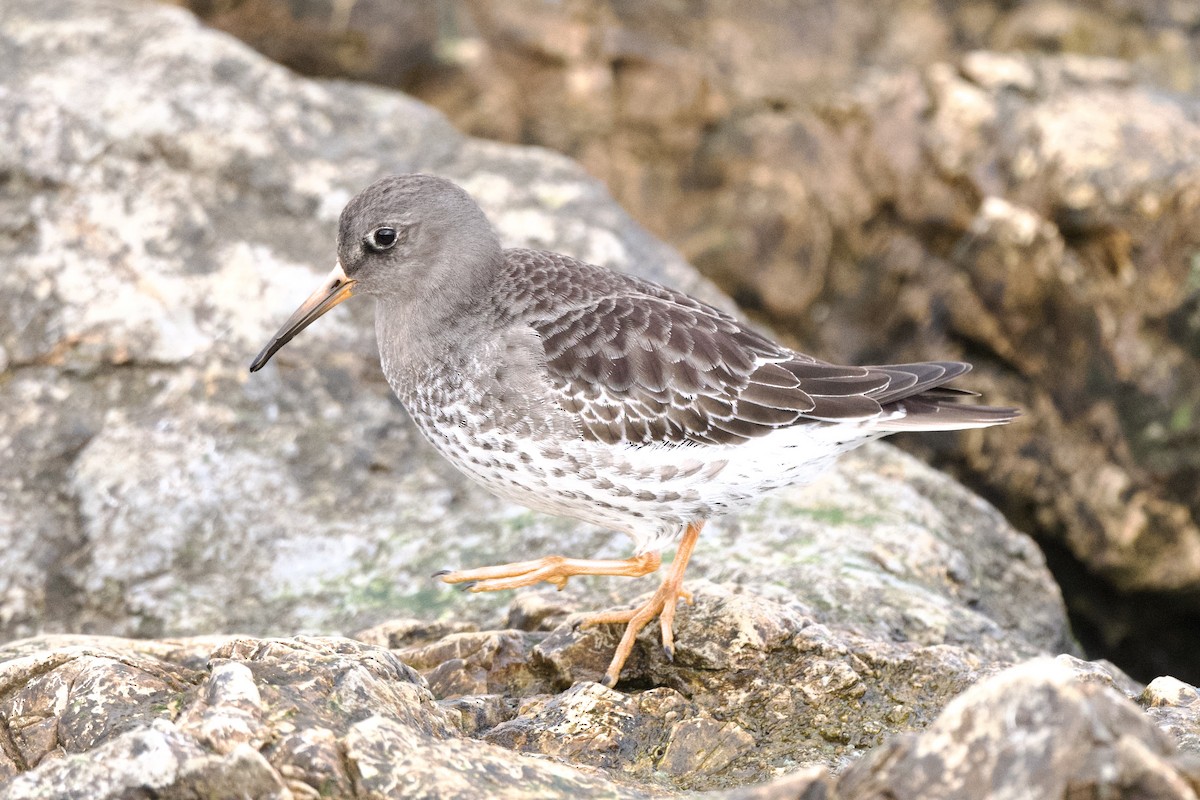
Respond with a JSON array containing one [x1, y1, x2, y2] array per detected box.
[[160, 0, 1200, 684]]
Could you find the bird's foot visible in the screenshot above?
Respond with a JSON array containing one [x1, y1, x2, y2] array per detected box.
[[579, 577, 693, 685], [435, 551, 660, 593], [579, 521, 704, 688]]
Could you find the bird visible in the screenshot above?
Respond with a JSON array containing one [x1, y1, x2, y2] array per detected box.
[[249, 174, 1019, 688]]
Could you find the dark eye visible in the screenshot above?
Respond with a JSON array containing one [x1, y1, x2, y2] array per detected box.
[[368, 226, 398, 251]]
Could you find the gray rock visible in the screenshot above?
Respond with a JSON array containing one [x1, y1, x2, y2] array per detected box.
[[837, 659, 1200, 800], [2, 720, 289, 800], [0, 635, 664, 799], [1142, 675, 1200, 757], [4, 631, 1200, 797], [478, 582, 996, 790]]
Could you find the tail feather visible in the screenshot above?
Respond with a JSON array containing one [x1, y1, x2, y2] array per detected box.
[[835, 360, 1021, 432], [873, 397, 1020, 432], [869, 361, 970, 405]]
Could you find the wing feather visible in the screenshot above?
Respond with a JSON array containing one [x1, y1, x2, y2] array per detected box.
[[501, 250, 1015, 445]]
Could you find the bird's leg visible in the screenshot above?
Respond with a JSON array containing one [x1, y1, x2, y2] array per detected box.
[[436, 551, 661, 593], [580, 520, 703, 688]]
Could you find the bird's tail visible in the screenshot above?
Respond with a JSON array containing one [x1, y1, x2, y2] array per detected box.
[[872, 396, 1020, 431]]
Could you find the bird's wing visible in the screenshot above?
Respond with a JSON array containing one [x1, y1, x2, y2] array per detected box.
[[527, 288, 948, 446]]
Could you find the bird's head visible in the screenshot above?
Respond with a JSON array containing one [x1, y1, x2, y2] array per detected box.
[[249, 174, 501, 372]]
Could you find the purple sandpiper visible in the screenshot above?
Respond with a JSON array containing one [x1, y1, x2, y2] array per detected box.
[[250, 174, 1018, 687]]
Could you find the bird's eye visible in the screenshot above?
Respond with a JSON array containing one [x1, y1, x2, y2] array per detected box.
[[368, 227, 398, 251]]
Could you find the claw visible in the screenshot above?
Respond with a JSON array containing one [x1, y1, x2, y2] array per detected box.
[[582, 521, 704, 686]]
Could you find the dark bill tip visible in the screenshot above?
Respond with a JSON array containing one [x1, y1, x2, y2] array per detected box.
[[249, 337, 289, 373], [248, 264, 355, 373]]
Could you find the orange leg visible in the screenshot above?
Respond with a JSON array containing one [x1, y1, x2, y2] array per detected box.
[[436, 551, 661, 593], [580, 521, 703, 688]]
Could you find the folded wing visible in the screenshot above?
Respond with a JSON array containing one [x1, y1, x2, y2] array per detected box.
[[513, 253, 1017, 446]]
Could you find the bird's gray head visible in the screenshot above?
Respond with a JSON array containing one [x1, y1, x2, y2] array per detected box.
[[337, 174, 502, 299], [248, 174, 502, 372]]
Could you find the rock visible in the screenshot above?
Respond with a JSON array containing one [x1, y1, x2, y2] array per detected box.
[[485, 682, 736, 777], [1142, 676, 1200, 756], [483, 582, 995, 790], [837, 659, 1200, 800], [714, 768, 836, 800], [3, 629, 1200, 797], [396, 629, 543, 699], [352, 617, 481, 650], [504, 591, 577, 632], [0, 635, 662, 799], [2, 720, 290, 800]]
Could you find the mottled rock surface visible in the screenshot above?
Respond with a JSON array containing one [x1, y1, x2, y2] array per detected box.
[[0, 636, 665, 798], [3, 633, 1199, 798], [165, 0, 1200, 682], [4, 0, 1188, 797], [837, 658, 1200, 800]]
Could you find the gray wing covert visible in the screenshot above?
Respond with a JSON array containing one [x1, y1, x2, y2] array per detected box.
[[531, 292, 902, 446]]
